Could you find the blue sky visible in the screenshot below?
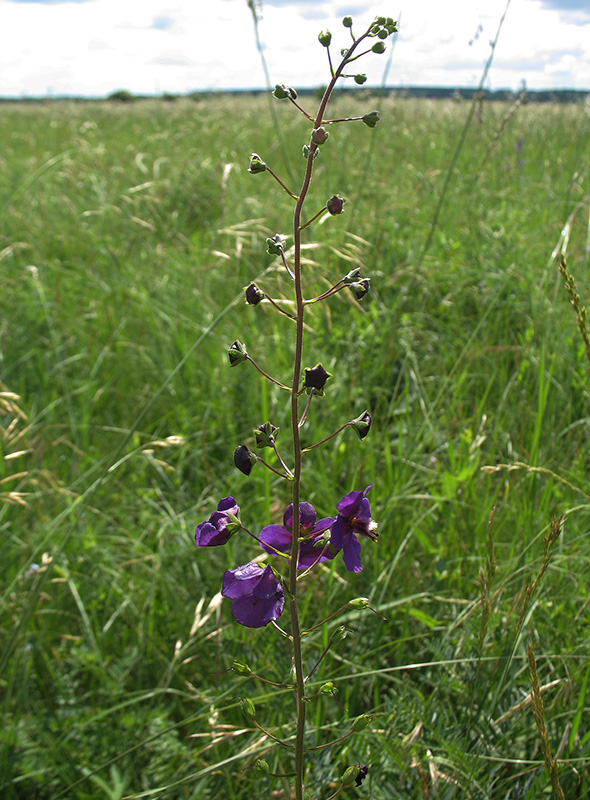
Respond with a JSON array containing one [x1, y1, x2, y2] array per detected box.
[[1, 0, 589, 97]]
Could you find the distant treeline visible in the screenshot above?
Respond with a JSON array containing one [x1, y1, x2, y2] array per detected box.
[[1, 86, 588, 104]]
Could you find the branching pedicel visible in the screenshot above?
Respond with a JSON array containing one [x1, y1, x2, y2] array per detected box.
[[195, 15, 397, 799]]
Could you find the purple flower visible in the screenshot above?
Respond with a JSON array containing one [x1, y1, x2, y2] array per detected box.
[[222, 562, 284, 628], [259, 502, 334, 570], [330, 484, 378, 572], [195, 497, 241, 547]]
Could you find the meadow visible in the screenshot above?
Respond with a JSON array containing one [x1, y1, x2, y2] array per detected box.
[[1, 91, 589, 798]]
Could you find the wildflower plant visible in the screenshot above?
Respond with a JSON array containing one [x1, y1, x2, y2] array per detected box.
[[195, 15, 397, 798]]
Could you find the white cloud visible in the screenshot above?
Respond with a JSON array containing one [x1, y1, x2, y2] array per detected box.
[[0, 0, 588, 96]]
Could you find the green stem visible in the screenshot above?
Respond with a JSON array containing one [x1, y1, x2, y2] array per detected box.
[[288, 27, 374, 800]]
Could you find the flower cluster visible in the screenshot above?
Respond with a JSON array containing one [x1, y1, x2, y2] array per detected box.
[[195, 486, 378, 627]]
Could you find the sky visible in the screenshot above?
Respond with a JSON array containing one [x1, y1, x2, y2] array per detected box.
[[1, 0, 589, 98]]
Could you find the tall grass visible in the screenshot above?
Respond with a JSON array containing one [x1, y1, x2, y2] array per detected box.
[[1, 94, 589, 798]]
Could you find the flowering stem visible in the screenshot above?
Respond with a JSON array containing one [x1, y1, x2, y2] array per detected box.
[[288, 29, 373, 800], [299, 206, 328, 231], [252, 719, 295, 750], [246, 355, 292, 391], [289, 97, 315, 122], [304, 280, 346, 304], [298, 389, 315, 429], [272, 441, 295, 479], [302, 422, 351, 452], [266, 165, 299, 199], [302, 603, 352, 634], [256, 455, 294, 480], [324, 115, 366, 124], [279, 248, 296, 281], [262, 292, 297, 320]]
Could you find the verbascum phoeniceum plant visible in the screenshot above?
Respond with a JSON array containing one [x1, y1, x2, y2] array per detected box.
[[195, 15, 397, 799]]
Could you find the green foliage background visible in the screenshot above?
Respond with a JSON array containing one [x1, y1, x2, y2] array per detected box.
[[1, 93, 589, 798]]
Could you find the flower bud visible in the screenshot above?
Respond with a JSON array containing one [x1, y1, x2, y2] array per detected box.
[[240, 696, 256, 722], [342, 765, 370, 788], [372, 41, 386, 53], [311, 126, 329, 145], [304, 363, 332, 394], [378, 28, 388, 39], [302, 144, 319, 160], [318, 30, 332, 47], [266, 233, 287, 255], [351, 714, 372, 732], [248, 153, 267, 174], [342, 16, 353, 27], [228, 339, 248, 366], [232, 659, 252, 675], [320, 681, 337, 696], [349, 596, 370, 609], [326, 195, 345, 215], [330, 625, 348, 644], [354, 74, 367, 85], [344, 267, 362, 283], [245, 283, 264, 305], [253, 759, 270, 776], [350, 278, 371, 300], [362, 110, 380, 128], [341, 48, 349, 58], [254, 421, 279, 449], [234, 445, 256, 476], [350, 410, 372, 440], [273, 83, 297, 100]]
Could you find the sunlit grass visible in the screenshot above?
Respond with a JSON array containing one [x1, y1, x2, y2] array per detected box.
[[1, 94, 589, 798]]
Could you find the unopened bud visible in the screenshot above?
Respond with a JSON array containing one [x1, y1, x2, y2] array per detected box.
[[228, 339, 248, 366], [344, 267, 362, 283], [318, 30, 332, 47], [248, 153, 267, 174], [311, 126, 329, 145], [266, 233, 287, 255], [245, 283, 264, 305], [326, 195, 345, 215], [240, 697, 256, 722], [234, 445, 256, 476], [232, 659, 252, 675], [302, 144, 320, 160], [253, 759, 270, 776], [273, 84, 297, 100], [330, 625, 348, 644], [362, 110, 380, 128], [354, 74, 367, 85], [350, 410, 372, 440], [351, 714, 372, 732], [350, 278, 370, 299], [320, 681, 337, 696], [372, 41, 386, 53], [254, 421, 279, 449], [304, 363, 332, 394], [349, 596, 370, 609], [342, 16, 353, 27]]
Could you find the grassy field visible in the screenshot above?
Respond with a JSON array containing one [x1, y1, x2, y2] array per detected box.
[[1, 92, 590, 798]]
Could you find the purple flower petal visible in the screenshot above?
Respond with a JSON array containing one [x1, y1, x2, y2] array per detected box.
[[259, 524, 292, 556], [221, 563, 284, 628], [283, 502, 316, 530]]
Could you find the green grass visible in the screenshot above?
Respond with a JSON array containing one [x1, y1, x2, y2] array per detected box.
[[1, 93, 590, 798]]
